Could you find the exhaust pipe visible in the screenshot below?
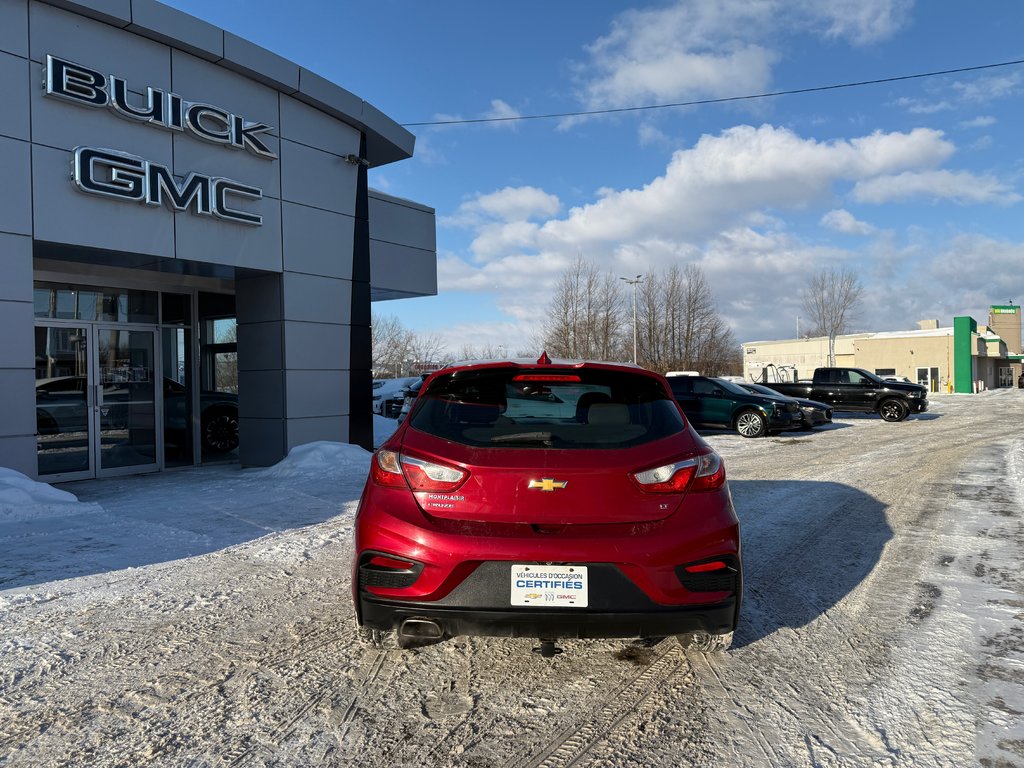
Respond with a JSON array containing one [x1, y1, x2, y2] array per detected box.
[[399, 617, 443, 642]]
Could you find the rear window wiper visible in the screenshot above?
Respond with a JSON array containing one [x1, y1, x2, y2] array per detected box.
[[489, 431, 557, 446]]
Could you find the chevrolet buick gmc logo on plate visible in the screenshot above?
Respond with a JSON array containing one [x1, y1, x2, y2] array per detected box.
[[511, 565, 588, 607]]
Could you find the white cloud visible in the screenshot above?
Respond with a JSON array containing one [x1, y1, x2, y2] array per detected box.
[[852, 170, 1021, 205], [443, 186, 561, 228], [959, 115, 997, 129], [809, 0, 914, 45], [535, 125, 950, 249], [571, 0, 913, 120], [445, 124, 951, 274], [576, 1, 777, 112], [895, 74, 1020, 116], [638, 122, 672, 148], [435, 123, 964, 344], [821, 209, 876, 235], [952, 73, 1020, 103], [482, 99, 523, 129], [893, 96, 953, 115]]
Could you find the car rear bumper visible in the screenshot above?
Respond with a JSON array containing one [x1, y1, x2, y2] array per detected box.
[[360, 596, 738, 640], [357, 559, 740, 640]]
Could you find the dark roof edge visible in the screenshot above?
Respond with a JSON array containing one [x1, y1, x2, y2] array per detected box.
[[40, 0, 415, 167]]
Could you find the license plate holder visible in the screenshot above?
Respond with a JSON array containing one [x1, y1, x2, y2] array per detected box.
[[510, 564, 588, 607]]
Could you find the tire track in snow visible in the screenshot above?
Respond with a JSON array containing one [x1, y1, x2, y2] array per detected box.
[[503, 642, 689, 768]]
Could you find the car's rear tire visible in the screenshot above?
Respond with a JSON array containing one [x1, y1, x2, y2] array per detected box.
[[878, 398, 908, 422], [356, 624, 400, 650], [734, 410, 767, 438], [201, 407, 239, 453], [677, 630, 733, 652]]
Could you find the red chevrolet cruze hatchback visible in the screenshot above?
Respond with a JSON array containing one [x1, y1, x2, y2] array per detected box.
[[353, 356, 741, 654]]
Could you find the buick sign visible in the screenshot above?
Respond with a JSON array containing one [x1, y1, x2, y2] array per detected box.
[[45, 55, 277, 159]]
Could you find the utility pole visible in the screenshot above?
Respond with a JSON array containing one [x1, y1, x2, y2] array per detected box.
[[620, 274, 643, 364]]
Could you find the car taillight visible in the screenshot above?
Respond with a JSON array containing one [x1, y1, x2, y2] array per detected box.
[[370, 450, 469, 492], [631, 447, 725, 493], [690, 449, 725, 492], [371, 449, 407, 488], [400, 455, 468, 492]]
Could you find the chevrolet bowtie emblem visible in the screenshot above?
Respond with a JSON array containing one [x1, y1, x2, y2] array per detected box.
[[528, 478, 568, 491]]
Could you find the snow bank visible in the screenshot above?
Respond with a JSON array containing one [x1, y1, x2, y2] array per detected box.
[[259, 441, 370, 478], [0, 467, 80, 520]]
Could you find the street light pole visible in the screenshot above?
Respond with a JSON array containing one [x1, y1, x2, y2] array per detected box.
[[620, 274, 643, 364]]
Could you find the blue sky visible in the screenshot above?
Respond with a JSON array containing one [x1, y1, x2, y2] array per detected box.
[[165, 0, 1024, 351]]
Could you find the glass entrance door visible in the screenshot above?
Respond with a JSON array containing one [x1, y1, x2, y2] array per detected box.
[[35, 325, 93, 478], [95, 327, 159, 475], [35, 324, 160, 480]]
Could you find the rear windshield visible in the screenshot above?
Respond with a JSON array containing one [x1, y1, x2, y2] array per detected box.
[[409, 368, 685, 449]]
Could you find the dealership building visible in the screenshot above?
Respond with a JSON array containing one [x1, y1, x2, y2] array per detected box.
[[0, 0, 437, 482], [742, 305, 1023, 393]]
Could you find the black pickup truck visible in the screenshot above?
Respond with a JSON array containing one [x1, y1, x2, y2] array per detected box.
[[760, 367, 928, 422]]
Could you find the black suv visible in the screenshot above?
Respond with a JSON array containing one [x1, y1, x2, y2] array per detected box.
[[667, 375, 800, 438]]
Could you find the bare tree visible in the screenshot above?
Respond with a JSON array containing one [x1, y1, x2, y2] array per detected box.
[[542, 255, 627, 360], [371, 313, 413, 378], [801, 267, 863, 366], [636, 264, 737, 374], [408, 331, 448, 373]]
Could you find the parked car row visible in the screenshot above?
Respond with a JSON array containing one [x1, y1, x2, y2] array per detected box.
[[372, 377, 418, 417], [383, 367, 929, 438], [666, 373, 833, 438]]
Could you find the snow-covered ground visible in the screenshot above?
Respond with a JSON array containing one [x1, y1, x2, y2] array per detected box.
[[1, 399, 1022, 767]]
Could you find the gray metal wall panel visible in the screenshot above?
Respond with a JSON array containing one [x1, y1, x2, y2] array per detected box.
[[128, 0, 223, 61], [238, 369, 284, 418], [0, 369, 36, 436], [279, 95, 360, 158], [295, 68, 362, 126], [0, 1, 28, 57], [369, 239, 438, 298], [368, 194, 436, 251], [235, 272, 282, 323], [281, 202, 354, 279], [286, 415, 347, 450], [170, 48, 282, 158], [0, 53, 30, 141], [279, 139, 356, 214], [0, 436, 37, 476], [173, 197, 282, 272], [238, 417, 284, 467], [0, 301, 35, 370], [237, 320, 283, 372], [29, 2, 170, 87], [171, 133, 281, 201], [32, 144, 175, 256], [222, 32, 299, 93], [282, 321, 349, 371], [282, 272, 352, 324], [284, 369, 348, 419], [43, 0, 131, 26], [0, 138, 31, 236], [0, 234, 33, 302]]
